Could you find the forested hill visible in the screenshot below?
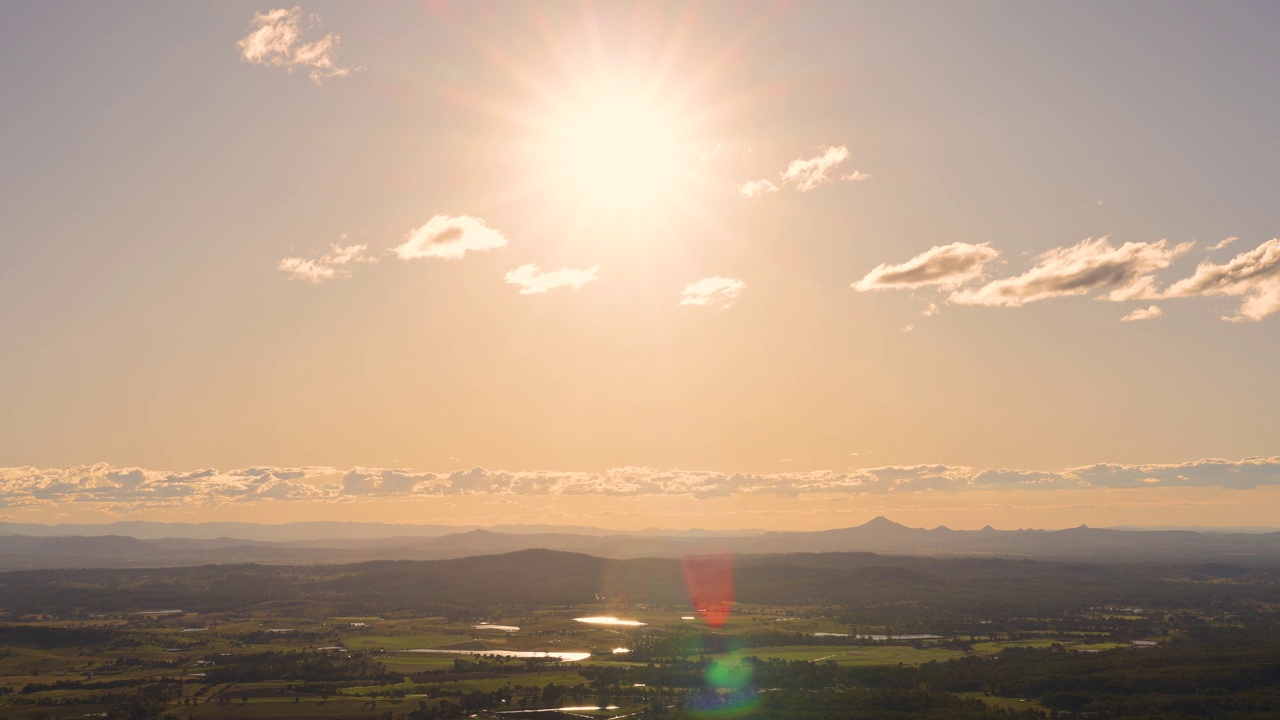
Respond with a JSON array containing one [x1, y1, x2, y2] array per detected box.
[[0, 549, 1276, 619]]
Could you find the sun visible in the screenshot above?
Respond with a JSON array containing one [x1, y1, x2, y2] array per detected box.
[[525, 78, 707, 227], [546, 87, 693, 217]]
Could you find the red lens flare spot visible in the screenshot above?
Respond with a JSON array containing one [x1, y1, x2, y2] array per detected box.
[[682, 553, 734, 628]]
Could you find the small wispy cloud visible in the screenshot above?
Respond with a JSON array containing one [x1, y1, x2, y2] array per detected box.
[[900, 324, 915, 333], [278, 239, 376, 282], [1208, 236, 1238, 252], [737, 179, 779, 197], [950, 237, 1192, 307], [1162, 238, 1280, 322], [1120, 305, 1163, 323], [853, 242, 1000, 292], [504, 263, 600, 294], [740, 145, 867, 196], [394, 215, 509, 261], [782, 146, 857, 190], [680, 276, 745, 308], [237, 6, 356, 84]]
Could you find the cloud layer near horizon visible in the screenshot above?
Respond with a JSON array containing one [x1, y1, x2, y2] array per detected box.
[[3, 457, 1277, 509]]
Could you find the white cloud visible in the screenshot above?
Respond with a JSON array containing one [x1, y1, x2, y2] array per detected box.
[[737, 179, 779, 197], [237, 7, 355, 84], [394, 215, 509, 261], [278, 240, 376, 282], [680, 276, 745, 308], [854, 242, 1000, 292], [1120, 305, 1163, 323], [1162, 238, 1280, 322], [781, 145, 852, 190], [950, 237, 1192, 307], [341, 468, 439, 496], [1208, 236, 1238, 252], [900, 324, 915, 333], [504, 263, 600, 294], [740, 145, 867, 196], [0, 464, 340, 509], [3, 457, 1278, 507]]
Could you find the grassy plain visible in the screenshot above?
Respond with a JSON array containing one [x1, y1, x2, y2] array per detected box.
[[0, 604, 1162, 720]]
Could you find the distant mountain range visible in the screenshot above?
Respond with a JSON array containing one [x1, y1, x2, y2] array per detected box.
[[0, 520, 762, 542], [0, 516, 1277, 570]]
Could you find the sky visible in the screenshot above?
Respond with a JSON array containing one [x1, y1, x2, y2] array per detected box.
[[2, 1, 1278, 530]]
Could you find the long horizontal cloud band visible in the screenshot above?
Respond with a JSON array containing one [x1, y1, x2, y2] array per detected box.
[[2, 458, 1277, 507]]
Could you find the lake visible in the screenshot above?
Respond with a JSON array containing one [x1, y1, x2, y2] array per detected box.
[[574, 616, 645, 626], [811, 633, 943, 640], [494, 706, 622, 720], [404, 648, 592, 662]]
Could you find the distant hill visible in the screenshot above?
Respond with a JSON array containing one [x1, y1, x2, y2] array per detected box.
[[1, 516, 1279, 570], [0, 520, 757, 542], [0, 549, 1277, 618]]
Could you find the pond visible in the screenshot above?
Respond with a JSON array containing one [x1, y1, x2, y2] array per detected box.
[[498, 706, 619, 714], [403, 648, 592, 662], [574, 616, 645, 626], [494, 707, 621, 719], [811, 633, 943, 640]]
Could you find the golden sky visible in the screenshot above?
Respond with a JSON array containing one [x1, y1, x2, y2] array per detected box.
[[1, 2, 1278, 528]]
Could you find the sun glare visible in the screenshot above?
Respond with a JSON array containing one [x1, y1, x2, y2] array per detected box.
[[534, 84, 701, 224]]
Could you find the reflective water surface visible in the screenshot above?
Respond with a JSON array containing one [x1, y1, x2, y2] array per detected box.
[[574, 616, 646, 626], [404, 648, 591, 662]]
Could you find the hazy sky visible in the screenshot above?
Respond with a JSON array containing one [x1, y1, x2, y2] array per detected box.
[[2, 2, 1278, 529]]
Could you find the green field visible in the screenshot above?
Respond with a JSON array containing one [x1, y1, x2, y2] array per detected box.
[[714, 644, 967, 666], [0, 599, 1212, 720]]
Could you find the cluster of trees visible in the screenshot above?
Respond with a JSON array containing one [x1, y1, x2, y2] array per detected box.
[[2, 552, 1279, 619], [4, 679, 182, 720], [201, 649, 398, 684], [5, 628, 1280, 719], [584, 628, 1280, 719]]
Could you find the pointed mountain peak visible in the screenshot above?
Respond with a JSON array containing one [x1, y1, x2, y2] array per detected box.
[[864, 515, 906, 527]]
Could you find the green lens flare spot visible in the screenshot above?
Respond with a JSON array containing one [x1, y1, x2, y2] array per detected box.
[[705, 659, 752, 690]]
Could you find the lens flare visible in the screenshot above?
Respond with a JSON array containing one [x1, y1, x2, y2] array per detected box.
[[682, 552, 734, 628]]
